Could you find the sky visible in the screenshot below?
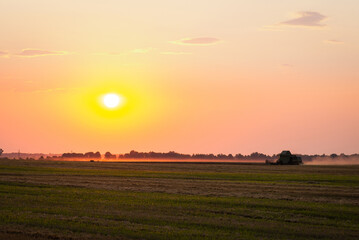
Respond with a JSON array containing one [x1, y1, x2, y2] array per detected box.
[[1, 0, 359, 155]]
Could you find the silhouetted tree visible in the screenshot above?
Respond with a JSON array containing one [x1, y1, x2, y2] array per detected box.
[[235, 153, 244, 159], [58, 150, 359, 163], [62, 152, 101, 159], [105, 152, 116, 159], [94, 152, 101, 158], [0, 148, 3, 156], [84, 152, 95, 158], [83, 152, 101, 159], [249, 152, 268, 160], [62, 153, 85, 158]]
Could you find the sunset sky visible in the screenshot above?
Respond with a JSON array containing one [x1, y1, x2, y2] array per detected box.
[[1, 0, 358, 155]]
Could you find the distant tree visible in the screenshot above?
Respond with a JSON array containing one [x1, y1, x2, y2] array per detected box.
[[62, 153, 84, 158], [105, 152, 116, 159], [235, 154, 244, 159], [0, 148, 3, 156], [84, 152, 95, 158], [207, 154, 215, 159], [94, 152, 101, 159], [129, 150, 140, 158], [249, 152, 268, 160]]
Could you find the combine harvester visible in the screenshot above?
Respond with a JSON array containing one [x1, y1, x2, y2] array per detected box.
[[266, 151, 303, 165]]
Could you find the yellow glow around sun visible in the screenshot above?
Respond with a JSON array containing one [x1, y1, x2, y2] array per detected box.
[[64, 78, 165, 133], [87, 84, 134, 118], [56, 78, 167, 137]]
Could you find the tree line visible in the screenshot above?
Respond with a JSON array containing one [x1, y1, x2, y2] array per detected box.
[[58, 150, 278, 160], [1, 148, 358, 162], [59, 150, 359, 161]]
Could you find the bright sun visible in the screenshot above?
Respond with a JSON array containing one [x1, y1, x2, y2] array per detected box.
[[102, 93, 124, 109]]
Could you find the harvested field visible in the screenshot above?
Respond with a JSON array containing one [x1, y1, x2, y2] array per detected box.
[[0, 159, 358, 239]]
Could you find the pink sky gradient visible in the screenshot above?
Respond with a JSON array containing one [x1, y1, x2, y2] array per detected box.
[[1, 0, 358, 155]]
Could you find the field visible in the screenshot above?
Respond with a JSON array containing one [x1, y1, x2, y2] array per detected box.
[[0, 159, 359, 240]]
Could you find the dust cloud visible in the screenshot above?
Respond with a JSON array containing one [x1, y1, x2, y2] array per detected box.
[[305, 157, 359, 165]]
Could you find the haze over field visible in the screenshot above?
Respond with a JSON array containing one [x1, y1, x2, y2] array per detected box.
[[1, 0, 359, 155]]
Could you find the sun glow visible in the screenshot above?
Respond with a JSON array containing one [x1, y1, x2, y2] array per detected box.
[[102, 93, 124, 109]]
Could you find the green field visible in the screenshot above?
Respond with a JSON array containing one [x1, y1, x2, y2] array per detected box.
[[0, 159, 358, 239]]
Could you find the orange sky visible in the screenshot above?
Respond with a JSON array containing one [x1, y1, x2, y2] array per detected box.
[[1, 0, 358, 155]]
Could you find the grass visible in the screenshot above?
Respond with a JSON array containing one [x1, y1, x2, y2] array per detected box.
[[1, 164, 358, 186], [0, 159, 358, 239]]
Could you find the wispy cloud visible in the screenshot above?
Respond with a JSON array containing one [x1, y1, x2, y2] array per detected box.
[[280, 11, 327, 28], [32, 88, 66, 94], [263, 11, 328, 31], [324, 39, 344, 45], [94, 48, 154, 56], [132, 48, 154, 54], [171, 37, 220, 46], [0, 51, 9, 57], [281, 63, 293, 67], [92, 52, 124, 56], [161, 51, 192, 55], [16, 49, 68, 57]]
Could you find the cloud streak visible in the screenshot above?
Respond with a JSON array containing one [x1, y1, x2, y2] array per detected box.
[[32, 88, 66, 94], [16, 49, 68, 57], [281, 64, 293, 67], [94, 48, 154, 56], [280, 11, 327, 27], [324, 39, 344, 45], [171, 37, 220, 46], [132, 48, 154, 54], [0, 51, 9, 57], [161, 51, 191, 55]]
